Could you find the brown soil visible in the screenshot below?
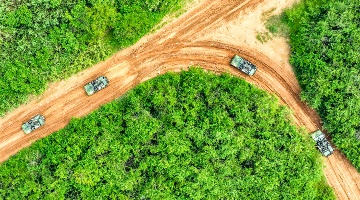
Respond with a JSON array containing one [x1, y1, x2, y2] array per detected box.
[[0, 0, 359, 199]]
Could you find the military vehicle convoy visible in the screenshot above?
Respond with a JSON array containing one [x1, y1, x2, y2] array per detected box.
[[21, 76, 109, 134], [230, 55, 257, 76], [84, 76, 109, 95], [311, 130, 334, 157], [22, 114, 46, 134]]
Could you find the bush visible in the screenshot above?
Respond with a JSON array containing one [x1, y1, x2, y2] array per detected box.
[[283, 0, 360, 170]]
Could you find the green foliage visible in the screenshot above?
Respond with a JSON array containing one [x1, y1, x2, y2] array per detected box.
[[256, 32, 272, 43], [0, 68, 335, 199], [284, 0, 360, 169], [0, 0, 185, 116], [265, 14, 289, 37]]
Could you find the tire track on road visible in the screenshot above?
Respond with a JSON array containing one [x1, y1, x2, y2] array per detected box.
[[0, 0, 359, 199]]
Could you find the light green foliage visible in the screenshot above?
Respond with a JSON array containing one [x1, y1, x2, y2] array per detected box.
[[0, 0, 185, 116], [0, 68, 335, 199], [256, 32, 272, 43], [284, 0, 360, 170], [265, 14, 289, 37]]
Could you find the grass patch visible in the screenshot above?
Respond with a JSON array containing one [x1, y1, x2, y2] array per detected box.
[[256, 31, 272, 43], [265, 14, 290, 37], [257, 8, 289, 43], [261, 7, 276, 21]]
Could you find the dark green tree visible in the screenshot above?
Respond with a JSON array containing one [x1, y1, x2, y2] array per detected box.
[[284, 0, 360, 169]]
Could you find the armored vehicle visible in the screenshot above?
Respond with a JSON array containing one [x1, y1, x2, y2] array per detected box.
[[84, 76, 109, 95], [311, 130, 334, 157], [22, 114, 45, 134], [230, 55, 257, 76]]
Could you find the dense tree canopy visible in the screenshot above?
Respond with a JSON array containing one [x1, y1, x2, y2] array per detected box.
[[0, 68, 335, 199], [284, 0, 360, 170], [0, 0, 185, 116]]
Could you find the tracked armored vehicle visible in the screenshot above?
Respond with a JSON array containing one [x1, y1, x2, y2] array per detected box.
[[84, 76, 109, 95], [22, 114, 45, 134], [311, 130, 334, 157], [230, 55, 257, 76]]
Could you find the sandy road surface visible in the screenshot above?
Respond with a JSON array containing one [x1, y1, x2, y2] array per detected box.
[[1, 0, 360, 199]]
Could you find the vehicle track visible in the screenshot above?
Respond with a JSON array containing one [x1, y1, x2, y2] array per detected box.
[[131, 42, 319, 129], [0, 0, 359, 199]]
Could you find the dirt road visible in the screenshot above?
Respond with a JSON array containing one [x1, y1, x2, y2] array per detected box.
[[1, 0, 359, 199]]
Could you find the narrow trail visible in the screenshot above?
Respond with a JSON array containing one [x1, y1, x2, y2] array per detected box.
[[0, 0, 359, 199]]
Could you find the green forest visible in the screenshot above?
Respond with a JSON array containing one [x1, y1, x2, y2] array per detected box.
[[283, 0, 360, 170], [0, 69, 335, 199], [0, 0, 185, 116]]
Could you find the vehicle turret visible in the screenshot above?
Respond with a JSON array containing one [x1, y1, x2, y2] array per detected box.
[[84, 76, 109, 95], [22, 114, 45, 134], [311, 130, 334, 157], [230, 55, 257, 76]]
